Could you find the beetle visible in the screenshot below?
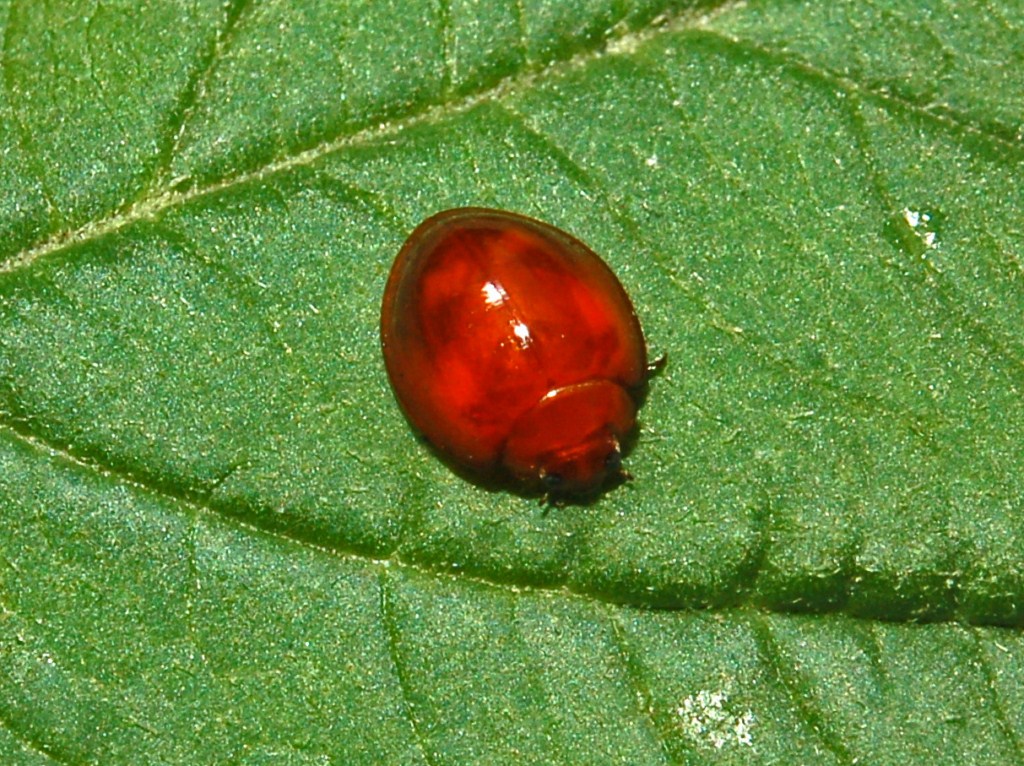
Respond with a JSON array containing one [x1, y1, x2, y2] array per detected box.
[[381, 208, 658, 498]]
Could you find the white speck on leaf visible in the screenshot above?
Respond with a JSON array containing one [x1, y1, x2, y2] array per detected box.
[[902, 207, 938, 249], [676, 688, 756, 750]]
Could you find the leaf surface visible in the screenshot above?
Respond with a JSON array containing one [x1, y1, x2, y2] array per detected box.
[[1, 0, 1023, 763]]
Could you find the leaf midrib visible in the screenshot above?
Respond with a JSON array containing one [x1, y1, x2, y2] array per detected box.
[[0, 409, 1017, 629], [3, 2, 713, 275], [1, 3, 1020, 625], [4, 1, 1016, 277]]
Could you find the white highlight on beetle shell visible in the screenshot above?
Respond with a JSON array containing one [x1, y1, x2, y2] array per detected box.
[[482, 281, 505, 307]]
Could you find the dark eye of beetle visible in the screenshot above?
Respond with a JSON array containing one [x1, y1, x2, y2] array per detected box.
[[541, 472, 564, 491], [604, 449, 622, 473]]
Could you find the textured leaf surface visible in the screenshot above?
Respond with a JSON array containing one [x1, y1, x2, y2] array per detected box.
[[1, 0, 1023, 763]]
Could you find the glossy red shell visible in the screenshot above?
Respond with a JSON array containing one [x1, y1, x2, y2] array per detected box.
[[380, 208, 649, 495]]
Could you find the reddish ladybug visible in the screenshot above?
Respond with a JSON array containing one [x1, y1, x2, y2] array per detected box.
[[381, 208, 657, 497]]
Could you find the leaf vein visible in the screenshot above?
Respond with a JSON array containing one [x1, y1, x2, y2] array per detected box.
[[692, 26, 1024, 153], [1, 407, 1023, 628], [844, 93, 1024, 389], [183, 515, 204, 670], [750, 613, 857, 765], [971, 627, 1024, 764], [0, 4, 720, 275], [437, 0, 454, 96], [494, 101, 608, 203], [605, 607, 681, 766], [0, 3, 57, 219], [378, 567, 438, 766], [984, 0, 1024, 35], [514, 0, 529, 65], [83, 0, 129, 144], [0, 707, 75, 765], [149, 0, 253, 196]]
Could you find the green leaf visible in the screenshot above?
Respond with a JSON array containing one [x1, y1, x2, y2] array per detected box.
[[1, 0, 1023, 763]]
